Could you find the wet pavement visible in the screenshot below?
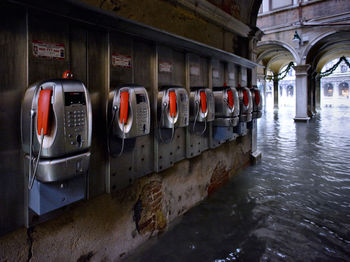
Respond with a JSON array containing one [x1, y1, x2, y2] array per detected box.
[[125, 107, 350, 262]]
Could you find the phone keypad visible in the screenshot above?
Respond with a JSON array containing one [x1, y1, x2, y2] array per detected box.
[[136, 106, 149, 134], [64, 107, 87, 148], [66, 110, 86, 128]]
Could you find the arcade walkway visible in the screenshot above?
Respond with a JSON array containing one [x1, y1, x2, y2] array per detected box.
[[125, 108, 350, 261]]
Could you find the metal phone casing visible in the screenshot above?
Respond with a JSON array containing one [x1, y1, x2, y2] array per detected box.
[[212, 87, 239, 127], [237, 86, 253, 122], [189, 88, 215, 122], [25, 152, 90, 183], [111, 86, 150, 139], [21, 79, 92, 158], [157, 87, 189, 128], [250, 87, 263, 119]]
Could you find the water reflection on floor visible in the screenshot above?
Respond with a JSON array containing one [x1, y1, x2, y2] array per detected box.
[[125, 108, 350, 262]]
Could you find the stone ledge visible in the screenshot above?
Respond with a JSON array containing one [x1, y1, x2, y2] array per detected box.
[[294, 117, 310, 122], [251, 150, 262, 164]]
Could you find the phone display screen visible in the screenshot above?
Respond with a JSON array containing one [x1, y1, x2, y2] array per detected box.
[[136, 94, 146, 104], [65, 92, 86, 106]]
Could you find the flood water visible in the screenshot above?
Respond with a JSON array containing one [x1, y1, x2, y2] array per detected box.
[[126, 107, 350, 262]]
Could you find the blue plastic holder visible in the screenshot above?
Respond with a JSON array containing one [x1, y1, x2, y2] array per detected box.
[[29, 175, 86, 216]]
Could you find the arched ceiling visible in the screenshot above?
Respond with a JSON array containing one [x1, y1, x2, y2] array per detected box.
[[256, 42, 296, 73], [305, 31, 350, 72]]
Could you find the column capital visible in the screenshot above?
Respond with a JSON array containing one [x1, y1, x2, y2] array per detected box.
[[293, 64, 311, 75]]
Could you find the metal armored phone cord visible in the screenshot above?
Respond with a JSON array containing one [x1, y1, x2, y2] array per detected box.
[[170, 114, 175, 142], [158, 101, 175, 144], [158, 102, 166, 143], [192, 100, 200, 133], [192, 99, 207, 135], [28, 85, 44, 190], [201, 118, 207, 135], [107, 105, 118, 155], [107, 105, 125, 156], [118, 123, 125, 156], [28, 120, 44, 190]]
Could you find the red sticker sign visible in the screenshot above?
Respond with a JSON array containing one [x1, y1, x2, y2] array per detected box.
[[212, 70, 220, 79], [32, 40, 65, 60], [112, 53, 132, 68], [159, 61, 172, 73], [190, 65, 200, 76]]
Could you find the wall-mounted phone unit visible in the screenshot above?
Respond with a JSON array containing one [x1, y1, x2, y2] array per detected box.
[[157, 86, 189, 143], [250, 86, 262, 119], [21, 79, 92, 216], [236, 84, 253, 123], [189, 87, 215, 134], [212, 85, 240, 127], [108, 85, 150, 155]]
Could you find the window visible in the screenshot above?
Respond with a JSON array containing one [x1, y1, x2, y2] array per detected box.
[[338, 82, 349, 97], [288, 69, 293, 76], [323, 83, 333, 97], [340, 65, 348, 73], [270, 0, 293, 10], [287, 85, 294, 96]]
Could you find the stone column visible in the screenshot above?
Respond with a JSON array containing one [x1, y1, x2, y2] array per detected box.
[[263, 78, 267, 112], [257, 74, 267, 112], [294, 64, 310, 121], [273, 74, 279, 109], [315, 74, 321, 110], [307, 71, 316, 116]]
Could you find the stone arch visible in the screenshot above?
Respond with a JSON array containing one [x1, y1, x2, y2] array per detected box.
[[257, 40, 300, 65], [301, 30, 337, 65], [304, 30, 350, 72]]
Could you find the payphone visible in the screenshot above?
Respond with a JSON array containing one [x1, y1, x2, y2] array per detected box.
[[213, 86, 239, 127], [250, 86, 262, 119], [155, 86, 189, 172], [186, 87, 214, 158], [108, 85, 150, 156], [189, 88, 215, 134], [237, 84, 253, 122], [212, 85, 240, 142], [21, 78, 92, 215], [157, 86, 189, 142], [235, 84, 253, 136]]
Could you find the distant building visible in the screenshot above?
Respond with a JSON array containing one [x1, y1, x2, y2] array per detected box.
[[256, 0, 350, 117]]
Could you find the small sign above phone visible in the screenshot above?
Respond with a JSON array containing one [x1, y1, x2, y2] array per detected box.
[[190, 65, 200, 76], [229, 72, 235, 80], [212, 70, 219, 79], [159, 61, 173, 73], [32, 40, 65, 60], [112, 53, 132, 68]]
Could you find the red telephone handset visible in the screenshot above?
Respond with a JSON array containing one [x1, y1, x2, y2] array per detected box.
[[120, 91, 129, 124], [243, 90, 249, 106], [254, 90, 260, 105], [37, 89, 52, 135], [200, 91, 207, 113], [169, 91, 176, 118], [227, 89, 234, 109]]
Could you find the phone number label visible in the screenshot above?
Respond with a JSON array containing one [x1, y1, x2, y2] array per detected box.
[[32, 40, 65, 60]]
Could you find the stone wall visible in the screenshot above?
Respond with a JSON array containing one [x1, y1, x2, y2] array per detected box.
[[81, 0, 239, 53], [0, 135, 251, 261]]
